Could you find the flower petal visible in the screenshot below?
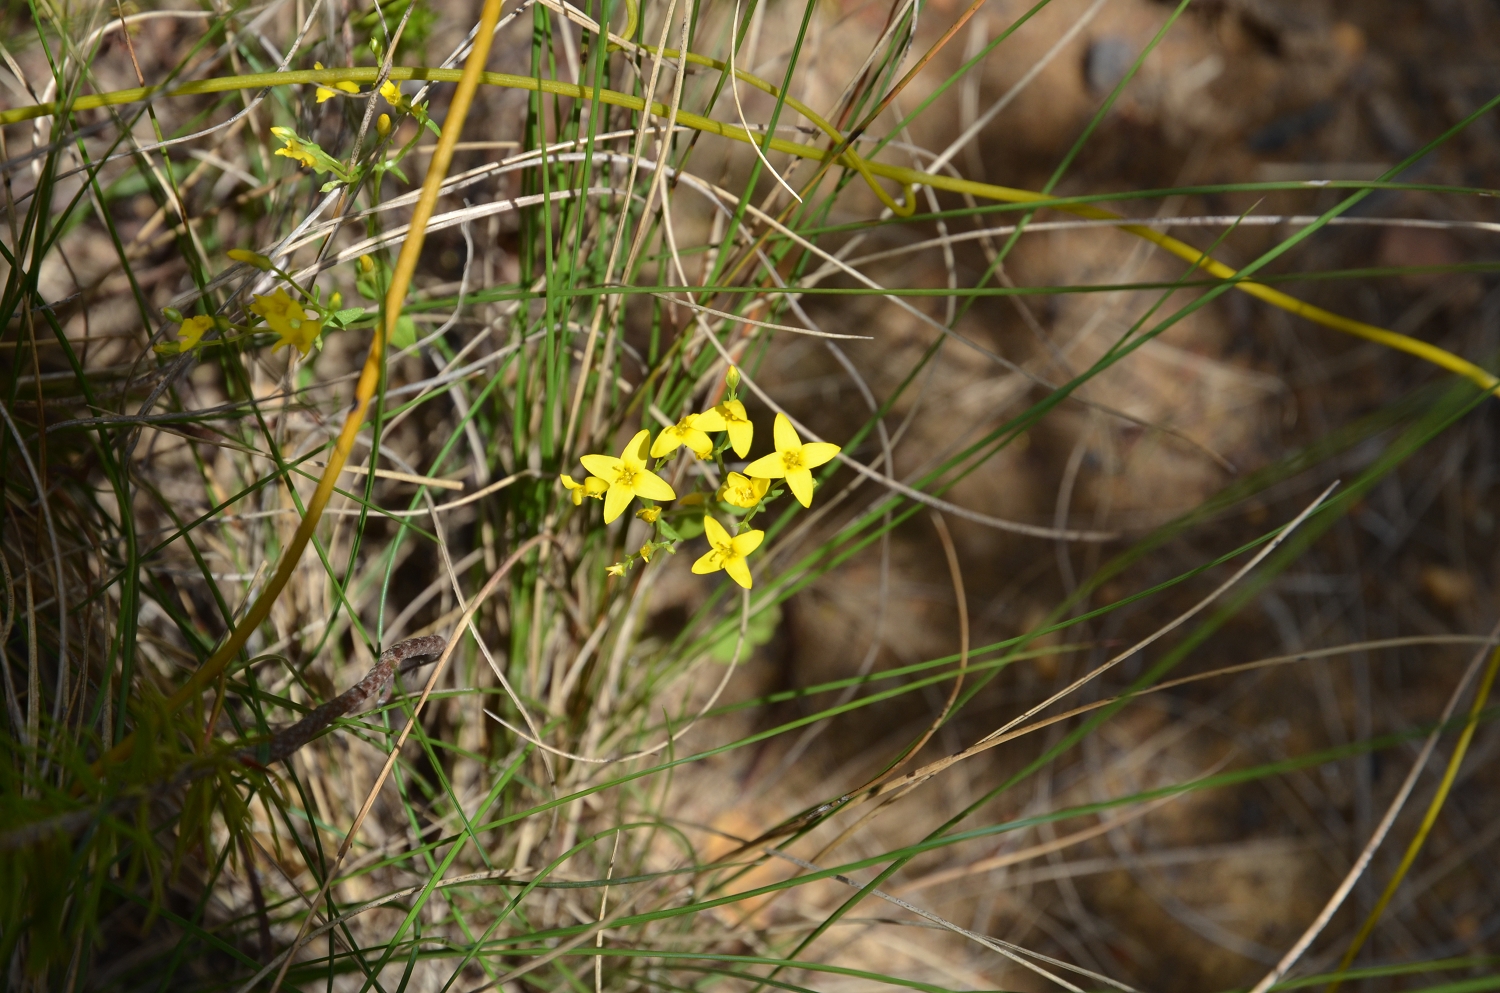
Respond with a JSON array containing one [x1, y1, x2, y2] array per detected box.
[[743, 453, 786, 479], [799, 442, 840, 469], [691, 550, 724, 575], [603, 483, 634, 523], [785, 468, 815, 507], [695, 407, 726, 431], [580, 454, 622, 482], [702, 516, 731, 548], [730, 529, 764, 556], [727, 420, 753, 458], [632, 469, 677, 502], [621, 429, 651, 469], [772, 412, 801, 453], [723, 557, 753, 589], [685, 429, 714, 459], [649, 430, 681, 458]]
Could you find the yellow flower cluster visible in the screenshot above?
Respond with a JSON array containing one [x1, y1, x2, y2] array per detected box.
[[563, 367, 842, 590]]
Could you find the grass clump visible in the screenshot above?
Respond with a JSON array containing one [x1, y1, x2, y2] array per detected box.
[[1, 0, 1498, 991]]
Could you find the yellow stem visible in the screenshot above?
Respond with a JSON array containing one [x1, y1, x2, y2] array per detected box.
[[10, 64, 1496, 394], [1324, 646, 1500, 993]]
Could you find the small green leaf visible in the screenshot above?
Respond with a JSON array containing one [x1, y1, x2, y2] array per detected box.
[[330, 306, 367, 327], [391, 314, 418, 349]]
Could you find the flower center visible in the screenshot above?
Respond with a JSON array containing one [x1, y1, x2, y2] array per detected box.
[[782, 450, 803, 471], [618, 466, 639, 488]]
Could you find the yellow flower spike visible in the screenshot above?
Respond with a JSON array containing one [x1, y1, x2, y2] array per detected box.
[[717, 471, 769, 510], [606, 562, 627, 578], [176, 314, 215, 350], [270, 126, 319, 169], [579, 429, 677, 524], [635, 505, 661, 523], [227, 248, 273, 271], [691, 516, 763, 589], [695, 398, 753, 458], [650, 412, 713, 459], [251, 289, 324, 356], [743, 413, 840, 508]]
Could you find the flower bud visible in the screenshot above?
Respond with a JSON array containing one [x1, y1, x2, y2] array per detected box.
[[161, 307, 183, 323], [227, 248, 273, 271], [329, 291, 343, 309], [725, 364, 741, 395], [359, 254, 375, 273], [376, 113, 391, 138]]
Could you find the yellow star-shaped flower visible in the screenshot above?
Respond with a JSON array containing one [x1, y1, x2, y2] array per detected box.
[[270, 126, 319, 169], [176, 314, 215, 350], [606, 562, 628, 577], [579, 430, 677, 524], [691, 516, 763, 589], [695, 399, 753, 458], [560, 473, 608, 506], [717, 471, 769, 510], [650, 412, 713, 459], [743, 413, 840, 508], [313, 63, 361, 102], [250, 289, 324, 356]]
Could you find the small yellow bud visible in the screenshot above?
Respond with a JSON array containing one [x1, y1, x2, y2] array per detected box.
[[725, 364, 741, 393], [376, 113, 392, 138], [635, 506, 661, 523], [227, 248, 273, 271], [638, 543, 653, 564], [359, 254, 375, 273], [329, 291, 343, 309]]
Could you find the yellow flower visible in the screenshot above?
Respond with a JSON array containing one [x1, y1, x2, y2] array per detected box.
[[270, 126, 319, 169], [743, 413, 840, 508], [650, 412, 713, 459], [691, 516, 763, 589], [717, 471, 769, 510], [176, 314, 214, 350], [635, 506, 661, 523], [380, 80, 404, 106], [560, 473, 608, 506], [580, 430, 677, 524], [606, 562, 627, 577], [313, 63, 361, 102], [251, 289, 324, 356], [227, 248, 273, 270], [696, 399, 753, 458], [638, 543, 654, 563]]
